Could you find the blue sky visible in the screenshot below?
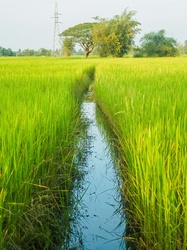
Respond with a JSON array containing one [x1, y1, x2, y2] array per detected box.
[[0, 0, 186, 51]]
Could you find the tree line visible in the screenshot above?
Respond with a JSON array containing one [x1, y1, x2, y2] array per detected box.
[[0, 47, 52, 57], [61, 9, 185, 58], [61, 9, 140, 57], [1, 9, 187, 58], [0, 46, 86, 57]]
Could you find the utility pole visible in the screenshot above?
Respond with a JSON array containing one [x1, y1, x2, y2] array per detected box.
[[51, 2, 62, 56]]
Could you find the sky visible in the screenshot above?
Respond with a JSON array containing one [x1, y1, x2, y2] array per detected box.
[[0, 0, 186, 51]]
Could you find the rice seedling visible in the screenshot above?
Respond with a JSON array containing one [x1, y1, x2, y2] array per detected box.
[[0, 57, 95, 249], [94, 57, 187, 249]]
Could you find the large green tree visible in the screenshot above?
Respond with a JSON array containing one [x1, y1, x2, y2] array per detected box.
[[93, 10, 141, 57], [92, 20, 122, 57], [62, 37, 74, 56], [140, 30, 179, 57], [60, 23, 96, 57]]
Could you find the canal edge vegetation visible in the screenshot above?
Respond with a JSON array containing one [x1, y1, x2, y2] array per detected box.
[[0, 56, 187, 249], [0, 57, 96, 249], [94, 57, 187, 249]]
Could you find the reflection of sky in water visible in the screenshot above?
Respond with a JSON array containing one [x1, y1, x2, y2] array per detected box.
[[70, 101, 126, 250]]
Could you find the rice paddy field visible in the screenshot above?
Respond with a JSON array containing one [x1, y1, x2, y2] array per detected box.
[[94, 57, 187, 249], [0, 57, 95, 249], [0, 56, 186, 249]]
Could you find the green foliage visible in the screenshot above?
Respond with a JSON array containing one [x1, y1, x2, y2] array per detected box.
[[185, 40, 187, 54], [0, 47, 15, 56], [178, 40, 187, 54], [61, 10, 140, 58], [92, 21, 122, 57], [0, 57, 96, 249], [63, 37, 75, 56], [94, 58, 187, 249], [0, 47, 52, 57], [36, 48, 51, 56], [93, 9, 140, 57], [139, 30, 179, 57], [61, 23, 97, 57]]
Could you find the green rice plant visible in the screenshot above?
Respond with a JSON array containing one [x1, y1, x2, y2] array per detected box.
[[94, 57, 187, 249], [2, 56, 186, 249], [0, 57, 95, 249]]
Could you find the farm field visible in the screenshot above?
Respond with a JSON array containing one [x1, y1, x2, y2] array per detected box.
[[0, 56, 186, 249], [94, 57, 187, 249], [0, 57, 95, 249]]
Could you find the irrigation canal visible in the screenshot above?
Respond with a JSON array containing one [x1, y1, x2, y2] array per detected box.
[[68, 91, 127, 250]]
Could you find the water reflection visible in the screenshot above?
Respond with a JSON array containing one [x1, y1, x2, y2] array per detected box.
[[68, 97, 126, 250]]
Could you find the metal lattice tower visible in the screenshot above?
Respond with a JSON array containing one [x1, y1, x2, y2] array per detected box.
[[51, 3, 62, 56]]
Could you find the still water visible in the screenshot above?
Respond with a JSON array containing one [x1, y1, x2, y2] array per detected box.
[[69, 98, 126, 250]]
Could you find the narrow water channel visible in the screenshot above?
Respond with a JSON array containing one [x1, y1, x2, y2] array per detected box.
[[69, 93, 126, 250]]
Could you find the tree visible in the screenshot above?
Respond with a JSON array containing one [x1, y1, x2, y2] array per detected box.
[[60, 10, 140, 58], [21, 49, 35, 56], [184, 40, 187, 54], [62, 37, 74, 56], [35, 48, 51, 56], [0, 46, 15, 56], [60, 23, 97, 57], [140, 30, 179, 57], [92, 20, 122, 57], [92, 10, 140, 57]]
